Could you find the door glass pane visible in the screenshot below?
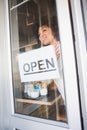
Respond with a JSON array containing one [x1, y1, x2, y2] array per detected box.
[[9, 0, 67, 125]]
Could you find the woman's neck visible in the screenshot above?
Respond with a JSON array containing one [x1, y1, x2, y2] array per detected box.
[[51, 38, 59, 45]]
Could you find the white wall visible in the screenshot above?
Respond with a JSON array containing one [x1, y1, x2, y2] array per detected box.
[[82, 0, 87, 37]]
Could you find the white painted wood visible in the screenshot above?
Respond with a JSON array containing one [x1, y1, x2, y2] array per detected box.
[[70, 0, 87, 130]]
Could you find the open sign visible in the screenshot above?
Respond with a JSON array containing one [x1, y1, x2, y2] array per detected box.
[[18, 45, 60, 82]]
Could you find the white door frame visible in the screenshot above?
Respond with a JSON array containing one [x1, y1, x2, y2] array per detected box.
[[3, 0, 82, 130], [70, 0, 87, 130]]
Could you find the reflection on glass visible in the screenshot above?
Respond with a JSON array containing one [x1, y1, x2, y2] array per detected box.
[[9, 0, 67, 124]]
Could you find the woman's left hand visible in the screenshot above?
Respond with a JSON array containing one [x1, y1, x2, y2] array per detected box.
[[53, 41, 60, 58]]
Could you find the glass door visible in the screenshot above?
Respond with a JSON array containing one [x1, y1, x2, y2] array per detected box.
[[7, 0, 82, 130]]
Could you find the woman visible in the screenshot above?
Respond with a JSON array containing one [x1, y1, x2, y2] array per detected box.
[[38, 25, 65, 103], [38, 25, 60, 58]]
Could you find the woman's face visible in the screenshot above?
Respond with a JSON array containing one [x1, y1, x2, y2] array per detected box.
[[38, 26, 54, 46]]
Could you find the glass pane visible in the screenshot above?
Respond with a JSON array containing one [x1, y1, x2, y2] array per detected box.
[[9, 0, 67, 125]]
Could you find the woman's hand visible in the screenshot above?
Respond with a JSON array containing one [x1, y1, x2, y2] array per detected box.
[[53, 41, 60, 58]]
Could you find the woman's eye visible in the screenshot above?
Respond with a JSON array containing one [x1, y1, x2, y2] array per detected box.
[[43, 29, 47, 32]]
